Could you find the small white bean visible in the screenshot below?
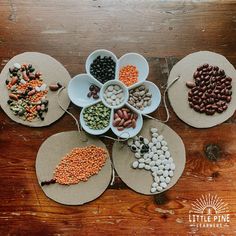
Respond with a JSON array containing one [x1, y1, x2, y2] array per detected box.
[[161, 140, 167, 146], [152, 133, 158, 138], [164, 164, 170, 170], [156, 142, 161, 149], [135, 141, 140, 147], [159, 155, 165, 160], [132, 161, 139, 168], [152, 138, 158, 144], [145, 158, 151, 164], [163, 170, 169, 177], [135, 153, 141, 159], [158, 164, 164, 170], [151, 187, 157, 193], [138, 158, 145, 163], [165, 151, 171, 158], [144, 138, 149, 144], [156, 170, 163, 175], [145, 165, 151, 170], [156, 160, 161, 165], [154, 176, 160, 183], [149, 161, 156, 166], [168, 170, 174, 177], [157, 150, 164, 155], [151, 146, 157, 153], [160, 182, 167, 189], [162, 146, 168, 152], [160, 176, 165, 182], [165, 176, 171, 184], [156, 186, 163, 192], [148, 142, 154, 148], [138, 163, 145, 169], [151, 166, 158, 172], [151, 128, 158, 133], [143, 153, 149, 159], [152, 182, 159, 188]]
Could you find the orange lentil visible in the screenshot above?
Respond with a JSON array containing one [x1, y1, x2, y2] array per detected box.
[[53, 145, 108, 185], [119, 65, 139, 86]]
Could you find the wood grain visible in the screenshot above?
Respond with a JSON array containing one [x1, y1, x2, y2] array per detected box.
[[0, 0, 236, 235]]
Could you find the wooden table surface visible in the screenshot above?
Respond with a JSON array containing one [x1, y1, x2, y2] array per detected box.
[[0, 1, 235, 235]]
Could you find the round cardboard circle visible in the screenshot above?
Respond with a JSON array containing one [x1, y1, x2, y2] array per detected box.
[[168, 51, 236, 128], [0, 52, 71, 127], [36, 131, 112, 205], [112, 119, 186, 195]]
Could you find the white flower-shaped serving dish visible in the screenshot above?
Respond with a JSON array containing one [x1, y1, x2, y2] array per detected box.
[[68, 49, 161, 138]]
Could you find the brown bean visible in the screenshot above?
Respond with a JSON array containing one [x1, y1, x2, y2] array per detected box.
[[11, 76, 18, 85], [117, 109, 123, 118], [118, 119, 125, 126], [186, 81, 196, 88], [9, 93, 18, 100], [49, 84, 59, 91], [131, 119, 136, 128], [117, 127, 124, 131], [113, 118, 121, 127], [123, 110, 129, 120], [123, 120, 132, 127]]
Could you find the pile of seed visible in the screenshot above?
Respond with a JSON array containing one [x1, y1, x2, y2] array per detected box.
[[186, 63, 233, 115], [53, 145, 107, 185], [128, 85, 152, 110], [87, 84, 100, 100], [83, 102, 111, 130], [104, 84, 124, 106], [90, 56, 116, 84], [128, 128, 175, 193], [119, 65, 139, 86], [6, 63, 49, 121], [113, 107, 138, 131]]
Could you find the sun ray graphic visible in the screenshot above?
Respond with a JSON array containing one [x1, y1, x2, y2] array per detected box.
[[191, 194, 229, 214]]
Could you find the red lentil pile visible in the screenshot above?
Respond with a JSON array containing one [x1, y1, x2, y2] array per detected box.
[[119, 65, 139, 86], [53, 145, 107, 185]]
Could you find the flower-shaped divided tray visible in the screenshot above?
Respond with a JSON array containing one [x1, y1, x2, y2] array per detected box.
[[68, 49, 161, 138]]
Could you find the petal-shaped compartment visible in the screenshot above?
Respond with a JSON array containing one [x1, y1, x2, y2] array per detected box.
[[68, 74, 102, 107], [128, 81, 161, 114], [118, 53, 149, 87], [86, 49, 118, 84], [110, 105, 143, 138], [80, 101, 112, 135]]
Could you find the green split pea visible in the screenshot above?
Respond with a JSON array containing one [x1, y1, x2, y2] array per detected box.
[[83, 102, 111, 130]]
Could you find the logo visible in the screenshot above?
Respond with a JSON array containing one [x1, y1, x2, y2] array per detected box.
[[189, 194, 230, 228]]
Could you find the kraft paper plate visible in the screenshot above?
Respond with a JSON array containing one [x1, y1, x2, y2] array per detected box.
[[168, 51, 236, 128], [0, 52, 70, 127], [36, 131, 112, 205], [112, 119, 186, 195]]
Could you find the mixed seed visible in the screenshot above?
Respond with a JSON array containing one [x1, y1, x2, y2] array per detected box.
[[6, 63, 49, 121], [83, 102, 111, 130], [90, 56, 116, 84], [113, 107, 138, 131], [103, 84, 124, 106], [128, 128, 175, 193], [128, 85, 152, 110]]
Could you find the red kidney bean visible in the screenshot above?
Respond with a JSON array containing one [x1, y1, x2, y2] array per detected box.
[[186, 63, 232, 115]]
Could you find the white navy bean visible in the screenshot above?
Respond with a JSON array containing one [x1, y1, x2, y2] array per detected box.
[[132, 161, 139, 168]]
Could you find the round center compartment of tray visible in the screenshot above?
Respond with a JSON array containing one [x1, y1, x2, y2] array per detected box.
[[101, 80, 128, 109]]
